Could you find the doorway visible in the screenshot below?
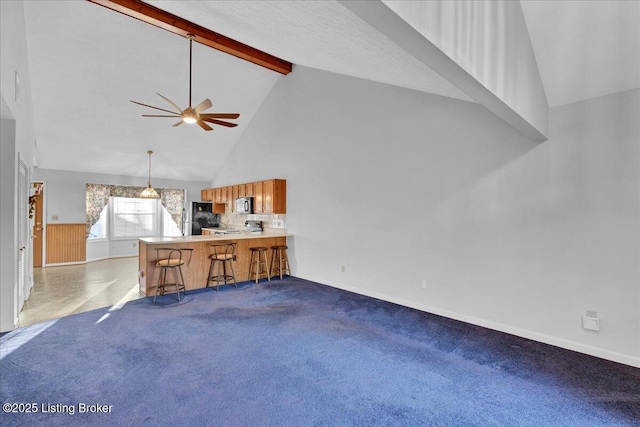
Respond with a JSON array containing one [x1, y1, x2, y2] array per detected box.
[[32, 182, 44, 267]]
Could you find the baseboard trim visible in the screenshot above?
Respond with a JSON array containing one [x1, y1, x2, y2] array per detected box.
[[44, 261, 85, 267], [300, 275, 640, 369], [0, 317, 19, 333], [47, 254, 138, 266]]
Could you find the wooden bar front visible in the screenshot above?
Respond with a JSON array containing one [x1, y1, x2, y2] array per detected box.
[[139, 233, 288, 296]]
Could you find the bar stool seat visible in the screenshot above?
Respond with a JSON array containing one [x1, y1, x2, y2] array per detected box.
[[248, 247, 270, 283], [207, 242, 237, 291], [154, 248, 193, 303], [270, 245, 291, 280]]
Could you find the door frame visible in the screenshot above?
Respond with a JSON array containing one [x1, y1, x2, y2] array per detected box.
[[32, 181, 44, 267]]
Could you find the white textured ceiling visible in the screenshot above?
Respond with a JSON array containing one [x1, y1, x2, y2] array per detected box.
[[22, 1, 640, 182]]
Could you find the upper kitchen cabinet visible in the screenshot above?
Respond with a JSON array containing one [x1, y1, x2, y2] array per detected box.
[[253, 181, 263, 213], [201, 188, 213, 201], [214, 187, 224, 204], [257, 179, 286, 214], [269, 179, 286, 214], [232, 186, 240, 211], [201, 179, 286, 214], [226, 187, 234, 212]]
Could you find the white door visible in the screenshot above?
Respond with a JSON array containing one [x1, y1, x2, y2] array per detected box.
[[18, 160, 27, 311]]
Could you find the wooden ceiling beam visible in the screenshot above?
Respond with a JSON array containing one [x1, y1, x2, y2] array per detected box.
[[87, 0, 292, 75]]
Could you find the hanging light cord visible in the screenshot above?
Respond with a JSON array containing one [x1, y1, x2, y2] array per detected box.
[[147, 150, 153, 187]]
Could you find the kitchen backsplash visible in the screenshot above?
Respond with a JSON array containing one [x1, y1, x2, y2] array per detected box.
[[221, 213, 287, 230]]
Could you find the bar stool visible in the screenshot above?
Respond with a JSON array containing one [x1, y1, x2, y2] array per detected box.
[[154, 248, 193, 303], [248, 247, 270, 283], [270, 245, 291, 279], [207, 242, 237, 291]]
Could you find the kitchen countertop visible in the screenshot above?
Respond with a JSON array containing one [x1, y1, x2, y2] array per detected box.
[[139, 229, 290, 244]]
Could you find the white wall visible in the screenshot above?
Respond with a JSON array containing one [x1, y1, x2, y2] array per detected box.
[[0, 114, 18, 332], [213, 65, 639, 366], [1, 1, 37, 332], [34, 168, 209, 261]]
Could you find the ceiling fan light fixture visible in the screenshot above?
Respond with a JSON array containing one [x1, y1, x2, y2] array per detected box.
[[140, 150, 160, 199], [182, 112, 197, 124], [130, 33, 240, 132]]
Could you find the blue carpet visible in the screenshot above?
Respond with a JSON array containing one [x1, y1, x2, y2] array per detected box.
[[1, 277, 639, 426]]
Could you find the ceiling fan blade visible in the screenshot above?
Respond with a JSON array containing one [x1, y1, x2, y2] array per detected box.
[[202, 118, 238, 128], [142, 114, 181, 117], [156, 93, 183, 113], [130, 100, 179, 115], [194, 98, 212, 114], [197, 120, 213, 131], [173, 120, 184, 127], [200, 113, 240, 119]]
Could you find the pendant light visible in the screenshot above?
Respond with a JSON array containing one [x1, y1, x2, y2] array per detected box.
[[140, 150, 159, 199]]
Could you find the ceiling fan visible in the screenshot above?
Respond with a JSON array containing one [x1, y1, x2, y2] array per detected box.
[[130, 34, 239, 131]]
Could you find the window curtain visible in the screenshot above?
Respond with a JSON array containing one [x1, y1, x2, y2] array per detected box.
[[86, 184, 185, 237]]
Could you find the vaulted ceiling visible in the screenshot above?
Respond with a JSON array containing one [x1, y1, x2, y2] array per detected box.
[[22, 1, 639, 182]]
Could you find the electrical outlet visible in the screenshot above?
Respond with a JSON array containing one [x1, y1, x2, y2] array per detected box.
[[52, 215, 59, 221], [341, 265, 345, 273], [421, 279, 427, 289], [132, 242, 137, 247]]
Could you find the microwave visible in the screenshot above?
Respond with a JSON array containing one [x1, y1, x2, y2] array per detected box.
[[235, 197, 254, 214]]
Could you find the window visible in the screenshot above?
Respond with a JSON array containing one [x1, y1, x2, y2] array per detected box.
[[111, 197, 158, 239], [87, 196, 183, 241], [88, 205, 108, 239]]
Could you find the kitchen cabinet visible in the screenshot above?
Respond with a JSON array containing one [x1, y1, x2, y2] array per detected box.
[[214, 188, 224, 204], [261, 179, 286, 214], [263, 180, 274, 213], [253, 181, 263, 213], [232, 185, 239, 211], [201, 188, 213, 201], [226, 187, 234, 212], [201, 179, 286, 214]]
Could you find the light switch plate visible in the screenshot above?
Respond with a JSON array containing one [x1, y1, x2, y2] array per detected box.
[[582, 316, 600, 331]]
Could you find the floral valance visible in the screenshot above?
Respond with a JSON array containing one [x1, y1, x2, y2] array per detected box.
[[86, 183, 185, 237]]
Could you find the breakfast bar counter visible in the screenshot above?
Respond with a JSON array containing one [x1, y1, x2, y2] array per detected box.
[[138, 231, 290, 296]]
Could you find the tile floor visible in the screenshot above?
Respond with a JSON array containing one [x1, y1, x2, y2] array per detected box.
[[19, 257, 143, 328]]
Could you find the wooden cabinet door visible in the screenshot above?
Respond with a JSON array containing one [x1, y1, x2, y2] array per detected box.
[[238, 184, 246, 198], [232, 185, 239, 206], [273, 179, 286, 213], [226, 187, 234, 212], [245, 183, 253, 197], [253, 181, 263, 213], [263, 180, 274, 213], [201, 188, 214, 201], [214, 187, 223, 203]]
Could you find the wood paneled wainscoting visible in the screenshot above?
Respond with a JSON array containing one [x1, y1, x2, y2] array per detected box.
[[46, 223, 86, 264]]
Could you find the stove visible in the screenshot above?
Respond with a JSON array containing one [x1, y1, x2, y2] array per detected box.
[[244, 220, 263, 233]]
